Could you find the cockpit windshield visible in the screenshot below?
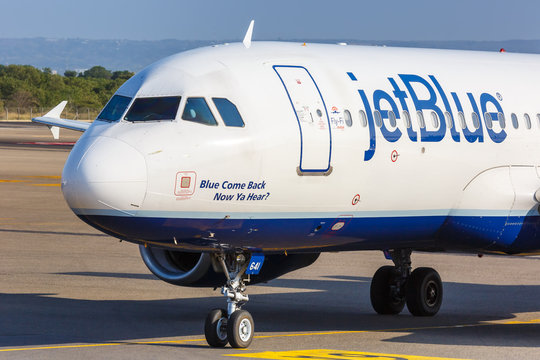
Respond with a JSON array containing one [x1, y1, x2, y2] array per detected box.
[[97, 95, 132, 122], [124, 96, 181, 122], [212, 98, 245, 127], [181, 97, 217, 126]]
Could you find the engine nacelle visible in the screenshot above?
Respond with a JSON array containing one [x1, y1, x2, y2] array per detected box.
[[139, 245, 225, 287], [139, 245, 319, 287]]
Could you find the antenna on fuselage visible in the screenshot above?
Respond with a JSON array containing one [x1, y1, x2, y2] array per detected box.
[[243, 20, 255, 49]]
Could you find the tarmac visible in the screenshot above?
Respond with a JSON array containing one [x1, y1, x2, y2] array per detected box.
[[1, 122, 540, 359]]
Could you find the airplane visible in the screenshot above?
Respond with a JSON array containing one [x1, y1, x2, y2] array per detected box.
[[32, 21, 540, 348]]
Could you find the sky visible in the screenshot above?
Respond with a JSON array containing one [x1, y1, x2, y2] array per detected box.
[[1, 0, 539, 41]]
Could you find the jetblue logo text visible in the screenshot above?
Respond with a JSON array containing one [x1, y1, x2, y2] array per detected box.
[[347, 72, 506, 161]]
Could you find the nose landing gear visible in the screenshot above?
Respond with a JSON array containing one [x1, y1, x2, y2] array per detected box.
[[370, 249, 443, 316], [204, 253, 255, 348]]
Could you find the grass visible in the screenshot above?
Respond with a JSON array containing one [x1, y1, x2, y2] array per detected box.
[[0, 107, 101, 121]]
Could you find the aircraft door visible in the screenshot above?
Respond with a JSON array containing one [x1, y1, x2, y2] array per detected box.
[[274, 66, 332, 174]]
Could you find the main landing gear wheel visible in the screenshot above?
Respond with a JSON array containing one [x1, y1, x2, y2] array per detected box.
[[370, 265, 405, 314], [406, 267, 443, 316], [227, 309, 254, 348], [370, 249, 443, 317], [204, 308, 228, 347]]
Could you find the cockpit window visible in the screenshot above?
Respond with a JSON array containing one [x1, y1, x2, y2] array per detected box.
[[212, 98, 245, 127], [182, 97, 217, 126], [97, 95, 132, 122], [124, 96, 181, 122]]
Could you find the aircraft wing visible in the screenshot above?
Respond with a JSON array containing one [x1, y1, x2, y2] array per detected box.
[[32, 101, 91, 139]]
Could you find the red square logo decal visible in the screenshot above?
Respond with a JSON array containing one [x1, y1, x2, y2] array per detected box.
[[180, 177, 191, 188], [175, 171, 196, 196]]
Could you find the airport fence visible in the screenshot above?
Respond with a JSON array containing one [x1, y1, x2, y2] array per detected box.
[[0, 107, 101, 121]]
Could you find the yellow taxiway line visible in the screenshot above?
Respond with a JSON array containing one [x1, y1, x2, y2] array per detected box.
[[0, 339, 204, 352], [0, 175, 60, 186], [0, 319, 537, 354], [227, 349, 469, 360]]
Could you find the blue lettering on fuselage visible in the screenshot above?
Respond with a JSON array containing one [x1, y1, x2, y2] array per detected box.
[[347, 72, 507, 161], [399, 74, 447, 142], [373, 89, 402, 142]]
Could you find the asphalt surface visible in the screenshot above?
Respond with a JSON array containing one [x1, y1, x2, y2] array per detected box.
[[1, 123, 540, 359]]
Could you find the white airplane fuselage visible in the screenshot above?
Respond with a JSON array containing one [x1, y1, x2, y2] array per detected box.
[[60, 42, 540, 255]]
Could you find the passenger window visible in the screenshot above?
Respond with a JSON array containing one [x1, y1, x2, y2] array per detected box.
[[212, 98, 244, 127], [458, 111, 466, 129], [388, 110, 397, 127], [524, 113, 531, 129], [359, 110, 368, 127], [471, 112, 480, 129], [430, 111, 439, 128], [344, 109, 353, 127], [98, 95, 132, 122], [484, 112, 493, 130], [374, 110, 383, 128], [444, 111, 453, 129], [416, 110, 425, 129], [182, 97, 217, 126], [498, 112, 506, 129], [511, 113, 519, 129], [124, 96, 181, 122], [402, 110, 411, 128]]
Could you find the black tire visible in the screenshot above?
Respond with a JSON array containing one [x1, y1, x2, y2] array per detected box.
[[204, 308, 228, 347], [406, 267, 443, 316], [370, 265, 405, 315], [227, 310, 254, 348]]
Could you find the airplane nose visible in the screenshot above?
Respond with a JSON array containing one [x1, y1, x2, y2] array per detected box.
[[62, 136, 147, 215]]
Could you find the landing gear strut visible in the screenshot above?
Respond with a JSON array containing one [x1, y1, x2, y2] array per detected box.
[[204, 252, 254, 348], [370, 249, 443, 316]]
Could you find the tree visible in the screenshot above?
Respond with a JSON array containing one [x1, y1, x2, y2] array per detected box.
[[80, 66, 112, 79], [111, 70, 134, 81], [0, 64, 132, 110], [64, 70, 77, 78], [0, 65, 42, 84], [7, 89, 37, 108]]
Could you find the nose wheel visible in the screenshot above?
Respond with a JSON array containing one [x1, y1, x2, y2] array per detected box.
[[227, 309, 254, 348], [204, 253, 255, 348], [204, 308, 228, 347]]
